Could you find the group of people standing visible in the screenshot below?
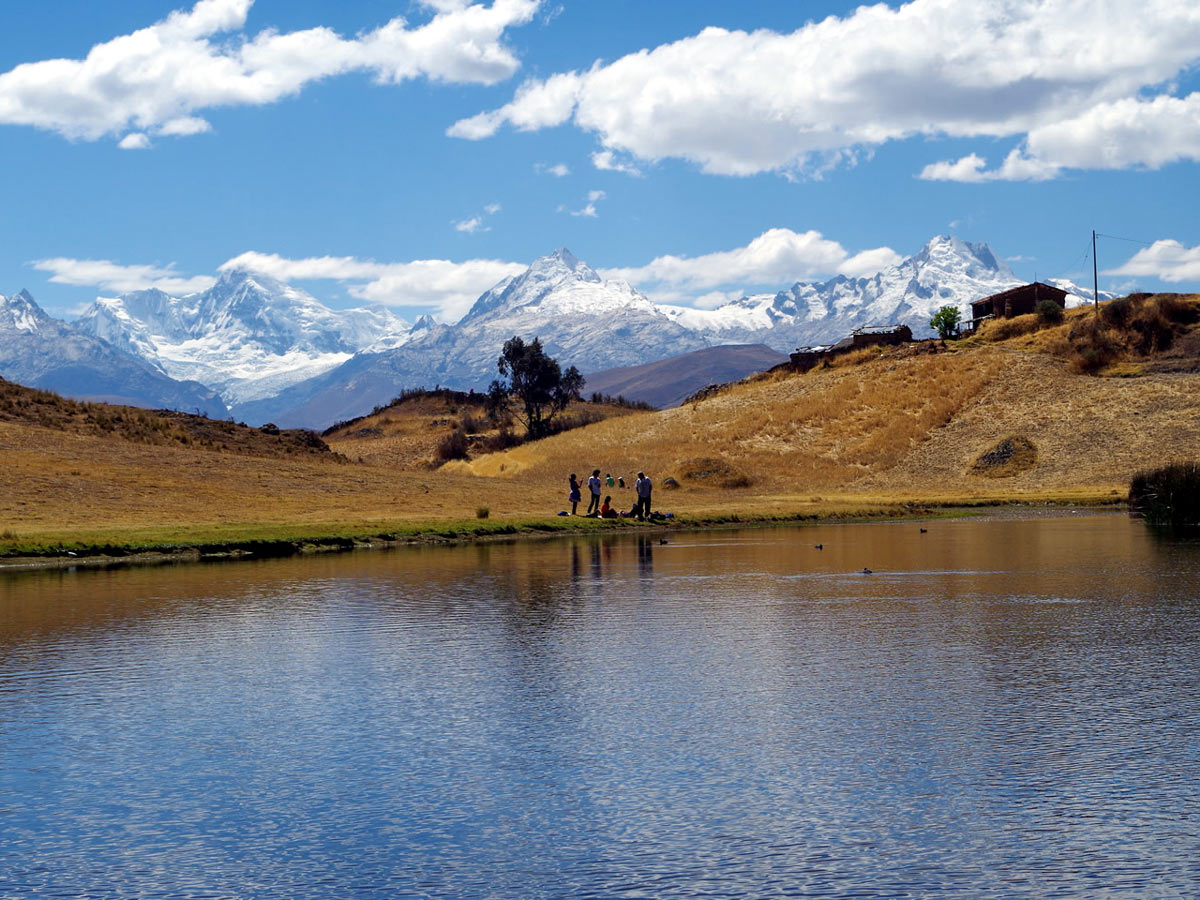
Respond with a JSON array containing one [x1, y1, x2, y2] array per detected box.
[[568, 469, 653, 520]]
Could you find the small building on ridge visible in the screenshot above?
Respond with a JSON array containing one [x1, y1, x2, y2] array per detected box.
[[790, 324, 913, 371], [968, 282, 1067, 331]]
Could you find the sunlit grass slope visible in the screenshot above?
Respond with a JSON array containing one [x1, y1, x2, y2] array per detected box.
[[2, 294, 1198, 555], [451, 295, 1200, 513]]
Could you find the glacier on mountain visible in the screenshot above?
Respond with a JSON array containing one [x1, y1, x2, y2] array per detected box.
[[49, 235, 1108, 427], [76, 269, 411, 404]]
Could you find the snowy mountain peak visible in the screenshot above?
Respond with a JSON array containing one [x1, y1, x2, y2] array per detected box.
[[527, 247, 601, 284], [914, 235, 1014, 281], [1, 289, 49, 333]]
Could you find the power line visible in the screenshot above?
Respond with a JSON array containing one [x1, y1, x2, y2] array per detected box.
[[1094, 232, 1156, 247]]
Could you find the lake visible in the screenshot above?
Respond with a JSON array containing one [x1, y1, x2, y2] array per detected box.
[[1, 514, 1198, 899]]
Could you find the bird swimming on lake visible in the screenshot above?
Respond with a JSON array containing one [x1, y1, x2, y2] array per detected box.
[[919, 527, 928, 533], [814, 544, 823, 550], [862, 567, 873, 574], [658, 538, 668, 545]]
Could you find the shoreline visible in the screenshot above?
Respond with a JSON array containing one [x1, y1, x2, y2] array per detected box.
[[0, 500, 1126, 574]]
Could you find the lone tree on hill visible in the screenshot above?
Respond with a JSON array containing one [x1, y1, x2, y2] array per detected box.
[[930, 304, 962, 339], [487, 336, 584, 439]]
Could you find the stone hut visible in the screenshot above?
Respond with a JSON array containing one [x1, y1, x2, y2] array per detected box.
[[790, 324, 913, 370], [968, 282, 1067, 331]]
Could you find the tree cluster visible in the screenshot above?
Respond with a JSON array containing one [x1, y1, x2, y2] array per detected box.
[[487, 336, 584, 439]]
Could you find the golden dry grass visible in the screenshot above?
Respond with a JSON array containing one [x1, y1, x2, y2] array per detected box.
[[2, 293, 1198, 553], [324, 391, 637, 468]]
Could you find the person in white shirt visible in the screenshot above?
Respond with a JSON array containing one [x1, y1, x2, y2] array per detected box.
[[634, 471, 652, 520], [586, 469, 603, 516]]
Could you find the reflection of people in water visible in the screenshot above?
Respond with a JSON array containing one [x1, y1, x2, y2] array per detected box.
[[637, 535, 654, 578]]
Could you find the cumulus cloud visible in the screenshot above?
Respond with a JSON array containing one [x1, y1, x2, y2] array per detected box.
[[535, 161, 570, 177], [220, 251, 526, 321], [1107, 240, 1200, 283], [450, 0, 1200, 178], [600, 228, 901, 295], [566, 189, 605, 217], [31, 257, 216, 295], [922, 92, 1200, 181], [453, 201, 501, 233], [117, 133, 152, 150], [591, 150, 641, 176], [0, 0, 539, 144]]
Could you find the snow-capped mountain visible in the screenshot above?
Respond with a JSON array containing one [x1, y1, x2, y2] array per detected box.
[[29, 235, 1111, 428], [229, 249, 707, 426], [0, 289, 228, 415], [76, 269, 411, 405], [664, 236, 1107, 349], [662, 236, 1019, 347], [440, 248, 706, 373], [227, 238, 1099, 427]]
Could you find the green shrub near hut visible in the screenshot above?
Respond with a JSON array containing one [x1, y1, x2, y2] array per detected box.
[[1129, 462, 1200, 527]]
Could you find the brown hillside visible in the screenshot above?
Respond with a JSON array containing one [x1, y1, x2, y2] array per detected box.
[[2, 294, 1198, 550], [450, 294, 1200, 511], [323, 388, 641, 468], [0, 378, 333, 459]]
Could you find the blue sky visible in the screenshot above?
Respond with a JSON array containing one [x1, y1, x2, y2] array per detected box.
[[2, 0, 1198, 322]]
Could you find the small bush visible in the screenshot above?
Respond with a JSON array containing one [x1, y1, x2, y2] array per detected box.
[[481, 425, 524, 453], [1101, 296, 1133, 328], [1036, 300, 1064, 324], [1129, 462, 1200, 527], [970, 435, 1038, 478], [676, 457, 754, 488], [434, 428, 470, 463], [476, 506, 490, 519]]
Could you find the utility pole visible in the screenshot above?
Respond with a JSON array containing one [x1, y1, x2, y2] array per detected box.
[[1092, 229, 1099, 309]]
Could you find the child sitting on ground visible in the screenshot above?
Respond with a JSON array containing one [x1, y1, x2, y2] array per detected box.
[[600, 495, 617, 518]]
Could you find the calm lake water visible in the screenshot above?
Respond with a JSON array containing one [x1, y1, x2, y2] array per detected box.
[[1, 514, 1198, 899]]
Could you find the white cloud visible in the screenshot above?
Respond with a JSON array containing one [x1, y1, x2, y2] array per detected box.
[[591, 149, 641, 176], [0, 0, 539, 144], [692, 289, 744, 310], [117, 133, 152, 150], [567, 189, 604, 217], [600, 228, 901, 294], [453, 201, 501, 233], [535, 161, 570, 177], [447, 69, 580, 139], [454, 216, 486, 233], [1107, 239, 1200, 283], [220, 251, 526, 321], [31, 257, 216, 294], [923, 92, 1200, 180], [450, 0, 1200, 178]]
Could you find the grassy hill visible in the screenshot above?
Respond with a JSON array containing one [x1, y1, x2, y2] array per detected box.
[[2, 293, 1197, 558], [449, 294, 1200, 512]]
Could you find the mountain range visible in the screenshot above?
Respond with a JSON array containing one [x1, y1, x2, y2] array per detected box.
[[0, 289, 227, 415], [2, 236, 1104, 428]]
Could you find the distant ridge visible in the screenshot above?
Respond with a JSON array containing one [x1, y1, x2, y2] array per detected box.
[[583, 344, 787, 409]]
